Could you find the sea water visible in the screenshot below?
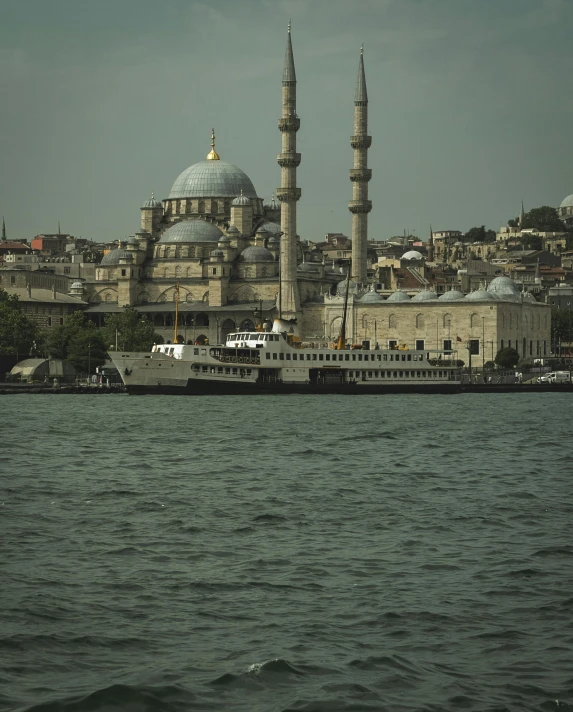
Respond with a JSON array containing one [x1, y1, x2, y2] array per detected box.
[[2, 393, 572, 712]]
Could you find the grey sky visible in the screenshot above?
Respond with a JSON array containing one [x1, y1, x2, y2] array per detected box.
[[1, 0, 572, 243]]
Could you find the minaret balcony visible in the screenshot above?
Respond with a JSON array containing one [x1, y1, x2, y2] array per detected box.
[[277, 153, 301, 167], [349, 168, 372, 182], [276, 187, 302, 202], [348, 200, 372, 214], [350, 135, 372, 149], [278, 117, 301, 132]]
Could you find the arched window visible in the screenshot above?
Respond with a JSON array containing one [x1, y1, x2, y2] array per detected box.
[[186, 267, 193, 277], [198, 200, 205, 213], [416, 313, 425, 329], [212, 201, 218, 214], [443, 313, 451, 329], [163, 268, 169, 278], [175, 266, 182, 277], [470, 313, 480, 328], [389, 313, 397, 329]]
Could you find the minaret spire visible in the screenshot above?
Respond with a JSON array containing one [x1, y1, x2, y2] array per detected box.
[[427, 225, 434, 262], [276, 23, 301, 318], [349, 46, 372, 284], [519, 200, 525, 227], [1, 217, 6, 241]]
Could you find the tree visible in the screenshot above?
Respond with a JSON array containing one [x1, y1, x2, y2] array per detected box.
[[0, 290, 40, 355], [551, 308, 573, 348], [520, 233, 543, 251], [495, 347, 519, 369], [45, 311, 106, 374], [520, 206, 565, 233], [102, 308, 162, 352], [464, 225, 496, 243]]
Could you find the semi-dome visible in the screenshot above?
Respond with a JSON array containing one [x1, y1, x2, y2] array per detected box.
[[239, 245, 274, 262], [487, 275, 520, 295], [359, 290, 384, 303], [440, 289, 465, 301], [560, 194, 573, 208], [387, 290, 411, 302], [257, 221, 281, 235], [232, 193, 252, 206], [411, 289, 437, 301], [169, 161, 258, 200], [522, 291, 538, 303], [402, 250, 424, 261], [142, 193, 162, 209], [159, 219, 223, 243], [465, 289, 496, 301], [101, 248, 132, 265]]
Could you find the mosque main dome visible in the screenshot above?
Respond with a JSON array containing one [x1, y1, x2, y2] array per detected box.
[[168, 160, 258, 200]]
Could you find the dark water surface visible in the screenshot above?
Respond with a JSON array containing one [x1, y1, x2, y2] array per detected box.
[[2, 393, 572, 712]]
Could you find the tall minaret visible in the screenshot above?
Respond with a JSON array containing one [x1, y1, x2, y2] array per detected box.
[[349, 46, 372, 284], [427, 225, 434, 262], [276, 23, 301, 318], [1, 217, 6, 241]]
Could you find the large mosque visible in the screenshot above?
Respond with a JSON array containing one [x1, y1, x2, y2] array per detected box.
[[82, 27, 550, 361]]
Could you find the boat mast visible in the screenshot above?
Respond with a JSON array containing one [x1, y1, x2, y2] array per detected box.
[[174, 282, 180, 343], [336, 262, 351, 350]]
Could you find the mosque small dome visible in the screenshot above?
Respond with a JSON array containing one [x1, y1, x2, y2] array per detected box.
[[387, 290, 411, 302], [487, 275, 520, 295], [136, 229, 150, 236], [127, 236, 139, 245], [522, 291, 537, 303], [465, 289, 496, 301], [101, 248, 132, 265], [219, 235, 232, 244], [227, 225, 240, 234], [168, 161, 257, 200], [439, 289, 465, 301], [239, 245, 274, 262], [70, 281, 84, 290], [257, 221, 282, 235], [402, 250, 424, 261], [159, 219, 223, 243], [232, 193, 252, 206], [336, 279, 359, 296], [263, 195, 281, 210], [142, 194, 162, 209], [267, 235, 280, 245], [560, 194, 573, 209], [359, 290, 384, 303], [411, 289, 437, 301]]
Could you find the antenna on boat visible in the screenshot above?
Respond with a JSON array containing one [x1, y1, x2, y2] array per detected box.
[[336, 260, 351, 350], [174, 282, 180, 343]]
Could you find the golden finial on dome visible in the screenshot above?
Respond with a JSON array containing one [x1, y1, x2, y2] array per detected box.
[[206, 127, 220, 160]]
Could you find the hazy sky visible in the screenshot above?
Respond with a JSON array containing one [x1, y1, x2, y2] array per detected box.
[[1, 0, 572, 244]]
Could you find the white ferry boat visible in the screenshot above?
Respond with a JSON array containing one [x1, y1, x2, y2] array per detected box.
[[110, 320, 462, 395]]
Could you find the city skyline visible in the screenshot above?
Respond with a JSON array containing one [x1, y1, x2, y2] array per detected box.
[[1, 0, 572, 243]]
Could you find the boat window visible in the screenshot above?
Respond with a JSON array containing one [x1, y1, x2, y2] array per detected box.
[[393, 371, 398, 377], [352, 355, 356, 361], [217, 367, 223, 373], [345, 354, 349, 361], [273, 353, 277, 360], [381, 371, 385, 377], [407, 355, 412, 361], [265, 353, 270, 359], [374, 371, 379, 377], [232, 368, 238, 374], [399, 371, 404, 377], [293, 353, 297, 360], [405, 371, 409, 377], [225, 368, 230, 374], [279, 353, 284, 360], [202, 366, 208, 372], [401, 354, 406, 361], [194, 348, 199, 355], [383, 354, 387, 361], [368, 371, 372, 378], [247, 369, 251, 375], [306, 354, 311, 360], [325, 354, 330, 361], [422, 371, 427, 377], [319, 354, 323, 361], [376, 355, 381, 361], [286, 353, 291, 360], [358, 354, 362, 361], [417, 371, 421, 377], [312, 354, 317, 360]]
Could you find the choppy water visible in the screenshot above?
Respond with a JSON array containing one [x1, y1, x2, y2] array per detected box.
[[2, 393, 573, 712]]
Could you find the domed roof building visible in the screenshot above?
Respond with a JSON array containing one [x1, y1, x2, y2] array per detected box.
[[239, 245, 274, 262], [465, 289, 496, 301], [387, 290, 411, 302], [359, 289, 384, 303], [439, 289, 465, 301], [558, 192, 573, 227], [402, 250, 424, 261], [411, 289, 437, 301]]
